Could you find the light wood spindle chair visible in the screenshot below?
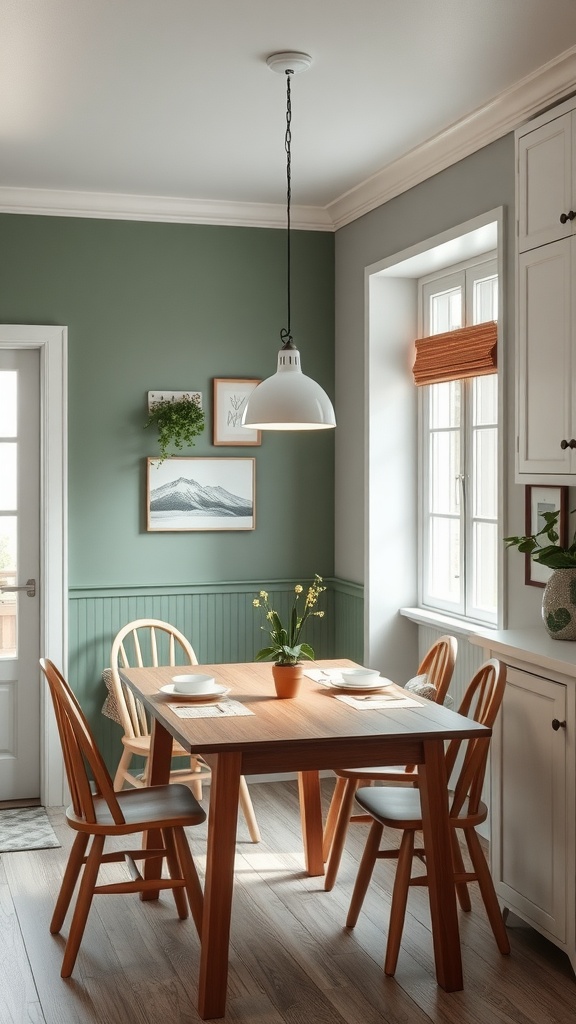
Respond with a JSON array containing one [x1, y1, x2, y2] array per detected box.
[[345, 657, 510, 975], [109, 618, 261, 842], [39, 657, 206, 980], [322, 634, 457, 890]]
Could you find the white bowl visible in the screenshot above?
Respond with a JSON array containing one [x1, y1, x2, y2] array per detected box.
[[171, 673, 217, 694], [339, 668, 381, 688]]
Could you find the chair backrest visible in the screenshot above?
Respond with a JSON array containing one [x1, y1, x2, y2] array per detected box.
[[110, 618, 198, 740], [40, 658, 125, 825], [445, 657, 507, 820], [417, 634, 458, 704]]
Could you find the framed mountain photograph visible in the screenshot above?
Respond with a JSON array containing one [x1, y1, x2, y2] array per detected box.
[[146, 457, 255, 531]]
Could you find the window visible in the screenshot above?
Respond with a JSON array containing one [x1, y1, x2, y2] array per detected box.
[[419, 255, 498, 624]]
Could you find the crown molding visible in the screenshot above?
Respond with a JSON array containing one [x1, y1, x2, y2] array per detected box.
[[1, 46, 575, 232], [0, 186, 333, 231], [328, 45, 576, 230]]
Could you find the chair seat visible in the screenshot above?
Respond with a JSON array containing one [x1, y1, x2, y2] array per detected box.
[[335, 765, 416, 780], [66, 782, 206, 834], [355, 785, 488, 829]]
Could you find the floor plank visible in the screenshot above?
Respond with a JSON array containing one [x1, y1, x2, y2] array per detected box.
[[1, 780, 575, 1024]]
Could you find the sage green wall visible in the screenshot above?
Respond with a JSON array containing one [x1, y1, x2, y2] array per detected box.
[[0, 214, 335, 585]]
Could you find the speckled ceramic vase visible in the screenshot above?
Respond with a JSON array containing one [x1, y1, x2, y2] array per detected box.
[[542, 568, 576, 640]]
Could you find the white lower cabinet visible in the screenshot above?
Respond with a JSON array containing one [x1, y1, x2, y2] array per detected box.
[[471, 632, 576, 971]]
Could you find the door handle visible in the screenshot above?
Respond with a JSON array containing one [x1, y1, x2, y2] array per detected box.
[[0, 578, 36, 597]]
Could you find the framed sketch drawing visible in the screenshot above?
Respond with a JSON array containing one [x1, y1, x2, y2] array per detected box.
[[525, 485, 568, 587], [213, 378, 261, 446], [147, 457, 255, 531]]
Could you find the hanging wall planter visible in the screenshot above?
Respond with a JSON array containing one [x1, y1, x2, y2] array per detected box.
[[145, 391, 205, 463]]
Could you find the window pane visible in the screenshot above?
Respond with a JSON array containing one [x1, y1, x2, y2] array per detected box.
[[428, 517, 461, 604], [430, 430, 460, 514], [473, 275, 498, 323], [473, 521, 498, 616], [0, 517, 17, 658], [430, 288, 462, 333], [429, 380, 461, 429], [473, 375, 497, 426], [473, 427, 498, 519], [0, 444, 16, 510], [0, 371, 17, 437]]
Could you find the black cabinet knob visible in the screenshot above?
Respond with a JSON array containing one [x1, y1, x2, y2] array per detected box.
[[560, 439, 576, 449], [552, 719, 567, 731], [560, 211, 576, 224]]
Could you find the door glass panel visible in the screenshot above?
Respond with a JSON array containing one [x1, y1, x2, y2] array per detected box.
[[0, 444, 17, 510], [0, 371, 17, 436], [0, 516, 17, 658]]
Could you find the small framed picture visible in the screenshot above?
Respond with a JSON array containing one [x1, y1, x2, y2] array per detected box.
[[213, 378, 261, 446], [525, 485, 569, 587], [147, 457, 255, 532]]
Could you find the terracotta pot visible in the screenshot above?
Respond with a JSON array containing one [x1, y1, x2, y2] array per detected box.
[[272, 662, 303, 699], [542, 567, 576, 640]]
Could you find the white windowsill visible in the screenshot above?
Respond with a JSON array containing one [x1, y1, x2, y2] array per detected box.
[[400, 606, 497, 639]]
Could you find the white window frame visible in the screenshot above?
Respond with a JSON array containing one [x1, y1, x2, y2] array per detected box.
[[418, 253, 498, 625]]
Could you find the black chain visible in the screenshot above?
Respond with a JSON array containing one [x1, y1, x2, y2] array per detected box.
[[280, 70, 293, 348]]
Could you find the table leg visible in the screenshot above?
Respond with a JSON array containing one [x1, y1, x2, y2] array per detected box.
[[418, 738, 463, 991], [141, 719, 173, 901], [198, 751, 242, 1020], [298, 770, 324, 876]]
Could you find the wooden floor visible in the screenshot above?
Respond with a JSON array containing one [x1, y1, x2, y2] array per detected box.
[[1, 779, 574, 1024]]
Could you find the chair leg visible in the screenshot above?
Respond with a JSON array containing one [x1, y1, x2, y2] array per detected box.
[[113, 748, 133, 791], [173, 826, 204, 938], [50, 832, 90, 934], [464, 827, 510, 955], [189, 756, 205, 801], [162, 828, 188, 919], [322, 775, 346, 861], [324, 778, 360, 891], [346, 820, 384, 928], [384, 829, 415, 976], [60, 834, 105, 978], [239, 776, 261, 843], [450, 828, 472, 912]]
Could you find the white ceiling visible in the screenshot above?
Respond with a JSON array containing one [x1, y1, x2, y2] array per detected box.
[[2, 0, 576, 229]]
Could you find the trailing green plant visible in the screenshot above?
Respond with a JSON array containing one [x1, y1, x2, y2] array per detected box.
[[505, 508, 576, 568], [145, 394, 205, 464]]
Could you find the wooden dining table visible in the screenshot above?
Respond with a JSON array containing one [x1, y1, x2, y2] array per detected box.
[[119, 659, 490, 1019]]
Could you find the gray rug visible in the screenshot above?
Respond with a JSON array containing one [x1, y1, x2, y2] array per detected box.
[[0, 806, 61, 853]]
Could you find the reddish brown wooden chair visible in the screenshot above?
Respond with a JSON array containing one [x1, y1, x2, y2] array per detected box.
[[322, 634, 457, 890], [40, 657, 206, 979], [345, 657, 510, 975]]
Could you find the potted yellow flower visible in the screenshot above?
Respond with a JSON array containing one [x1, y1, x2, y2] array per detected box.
[[253, 576, 326, 697]]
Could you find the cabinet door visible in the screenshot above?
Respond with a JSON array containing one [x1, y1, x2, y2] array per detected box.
[[491, 666, 566, 941], [517, 238, 574, 478], [518, 112, 574, 252]]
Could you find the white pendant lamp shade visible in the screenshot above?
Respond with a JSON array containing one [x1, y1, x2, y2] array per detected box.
[[244, 51, 336, 432], [242, 345, 336, 430]]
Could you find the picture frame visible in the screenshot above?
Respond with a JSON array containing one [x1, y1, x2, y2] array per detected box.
[[146, 457, 255, 532], [213, 378, 261, 446], [525, 485, 569, 587]]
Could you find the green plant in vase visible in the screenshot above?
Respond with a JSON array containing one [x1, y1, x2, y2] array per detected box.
[[504, 508, 576, 568], [506, 507, 576, 638], [145, 394, 205, 464]]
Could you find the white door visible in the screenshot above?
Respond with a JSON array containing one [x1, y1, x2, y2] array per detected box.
[[0, 349, 41, 800]]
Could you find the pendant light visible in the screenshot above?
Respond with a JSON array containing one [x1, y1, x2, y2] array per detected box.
[[242, 52, 336, 431]]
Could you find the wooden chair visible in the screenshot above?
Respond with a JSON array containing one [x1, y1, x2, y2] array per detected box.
[[322, 634, 457, 890], [39, 658, 206, 980], [345, 657, 510, 975], [110, 618, 261, 842]]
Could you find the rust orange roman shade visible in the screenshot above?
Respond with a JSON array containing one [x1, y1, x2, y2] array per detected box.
[[412, 320, 497, 386]]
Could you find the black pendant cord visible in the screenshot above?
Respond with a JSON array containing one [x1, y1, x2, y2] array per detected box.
[[280, 70, 294, 349]]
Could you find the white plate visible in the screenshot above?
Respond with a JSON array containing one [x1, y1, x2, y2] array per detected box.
[[160, 683, 230, 701], [329, 677, 394, 693]]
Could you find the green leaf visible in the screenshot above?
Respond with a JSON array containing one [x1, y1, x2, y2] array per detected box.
[[255, 647, 278, 661], [299, 643, 315, 660]]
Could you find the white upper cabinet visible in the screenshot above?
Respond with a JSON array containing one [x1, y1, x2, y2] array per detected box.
[[517, 109, 575, 252], [516, 95, 576, 481]]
